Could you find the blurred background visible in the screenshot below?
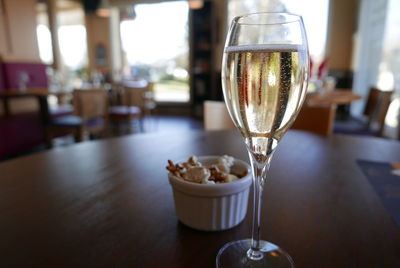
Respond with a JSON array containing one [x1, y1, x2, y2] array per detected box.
[[0, 0, 399, 160]]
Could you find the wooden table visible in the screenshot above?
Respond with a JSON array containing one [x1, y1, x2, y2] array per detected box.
[[307, 89, 362, 106], [0, 130, 399, 267], [0, 88, 70, 122]]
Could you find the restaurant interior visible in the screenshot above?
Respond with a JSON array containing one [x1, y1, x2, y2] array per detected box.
[[1, 0, 400, 267], [0, 0, 399, 160]]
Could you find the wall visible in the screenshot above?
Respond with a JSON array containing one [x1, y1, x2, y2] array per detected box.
[[0, 0, 42, 116], [213, 0, 227, 72], [109, 8, 123, 80], [325, 0, 358, 72], [0, 1, 8, 56], [85, 14, 112, 74], [108, 0, 226, 72], [351, 0, 389, 116], [0, 0, 41, 62]]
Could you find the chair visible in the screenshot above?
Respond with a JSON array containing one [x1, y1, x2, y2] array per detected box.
[[334, 87, 392, 137], [108, 81, 153, 133], [291, 102, 337, 136], [203, 100, 235, 130], [142, 82, 157, 117], [364, 87, 392, 135], [45, 89, 108, 148]]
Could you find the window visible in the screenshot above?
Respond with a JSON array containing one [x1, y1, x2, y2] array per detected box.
[[36, 3, 53, 64], [227, 0, 330, 64], [120, 1, 189, 102], [36, 24, 53, 65]]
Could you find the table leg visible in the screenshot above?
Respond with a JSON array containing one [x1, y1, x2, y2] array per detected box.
[[2, 97, 10, 116], [37, 96, 51, 125]]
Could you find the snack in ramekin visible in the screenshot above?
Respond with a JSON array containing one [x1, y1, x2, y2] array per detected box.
[[166, 155, 248, 184], [167, 155, 252, 231]]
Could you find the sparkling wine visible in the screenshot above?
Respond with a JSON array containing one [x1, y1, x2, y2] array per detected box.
[[222, 44, 308, 156]]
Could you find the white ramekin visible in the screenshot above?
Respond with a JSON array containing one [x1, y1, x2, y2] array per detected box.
[[168, 156, 252, 231]]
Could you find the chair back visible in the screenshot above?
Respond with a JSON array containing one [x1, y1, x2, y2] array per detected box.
[[143, 82, 156, 111], [203, 100, 236, 131], [122, 82, 150, 109], [1, 62, 48, 89], [73, 89, 108, 119], [291, 102, 337, 135], [363, 87, 392, 136]]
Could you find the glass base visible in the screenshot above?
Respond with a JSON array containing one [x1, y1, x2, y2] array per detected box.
[[216, 239, 294, 268]]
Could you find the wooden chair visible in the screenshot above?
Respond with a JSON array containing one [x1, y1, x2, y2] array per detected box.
[[291, 102, 337, 136], [364, 87, 392, 136], [45, 89, 108, 148], [142, 82, 157, 117], [203, 100, 236, 130], [108, 81, 154, 133], [334, 87, 392, 137]]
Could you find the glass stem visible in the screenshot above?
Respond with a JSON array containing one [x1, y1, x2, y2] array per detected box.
[[247, 152, 272, 261]]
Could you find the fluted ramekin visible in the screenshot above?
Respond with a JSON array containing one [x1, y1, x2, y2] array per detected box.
[[168, 156, 252, 231]]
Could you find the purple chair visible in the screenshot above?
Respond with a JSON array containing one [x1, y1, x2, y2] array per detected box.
[[0, 63, 5, 93], [2, 62, 48, 89], [0, 62, 49, 159]]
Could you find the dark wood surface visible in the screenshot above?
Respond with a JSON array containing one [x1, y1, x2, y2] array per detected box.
[[0, 130, 400, 267], [307, 89, 362, 105]]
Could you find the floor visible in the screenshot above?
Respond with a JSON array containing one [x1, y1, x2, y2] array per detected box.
[[134, 115, 203, 134], [2, 113, 398, 163], [0, 115, 204, 162], [53, 115, 204, 146], [333, 109, 399, 139]]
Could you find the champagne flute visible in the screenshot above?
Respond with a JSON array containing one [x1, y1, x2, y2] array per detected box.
[[217, 12, 309, 267]]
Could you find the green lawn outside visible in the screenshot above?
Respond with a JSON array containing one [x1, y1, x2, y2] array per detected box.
[[153, 79, 190, 102], [154, 80, 189, 92]]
